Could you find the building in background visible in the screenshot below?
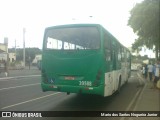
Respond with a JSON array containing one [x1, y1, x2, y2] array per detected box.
[[8, 53, 16, 62], [0, 38, 9, 76], [0, 39, 8, 62], [0, 43, 8, 53], [0, 41, 16, 63]]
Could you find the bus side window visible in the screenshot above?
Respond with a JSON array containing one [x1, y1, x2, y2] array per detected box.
[[105, 49, 111, 61], [118, 44, 122, 61], [104, 32, 111, 61], [121, 48, 125, 62], [127, 51, 131, 63]]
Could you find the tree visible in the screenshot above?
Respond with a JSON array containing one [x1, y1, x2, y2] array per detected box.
[[128, 0, 160, 59]]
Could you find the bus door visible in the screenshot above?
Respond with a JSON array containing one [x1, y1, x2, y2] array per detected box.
[[104, 34, 115, 95]]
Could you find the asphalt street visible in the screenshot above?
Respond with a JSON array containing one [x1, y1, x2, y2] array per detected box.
[[0, 69, 146, 120]]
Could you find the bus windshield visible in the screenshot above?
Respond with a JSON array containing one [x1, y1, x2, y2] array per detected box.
[[44, 26, 100, 50]]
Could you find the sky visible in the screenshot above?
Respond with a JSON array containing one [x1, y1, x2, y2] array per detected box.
[[0, 0, 144, 50]]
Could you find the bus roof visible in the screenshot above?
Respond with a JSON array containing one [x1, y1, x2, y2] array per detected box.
[[45, 23, 102, 30]]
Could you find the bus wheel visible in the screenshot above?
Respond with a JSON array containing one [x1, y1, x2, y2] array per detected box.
[[117, 80, 121, 93]]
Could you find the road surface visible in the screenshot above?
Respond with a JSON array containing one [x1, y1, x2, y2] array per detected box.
[[0, 69, 145, 120]]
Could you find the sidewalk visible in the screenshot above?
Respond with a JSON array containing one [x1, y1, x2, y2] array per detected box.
[[134, 81, 160, 111], [129, 81, 160, 120]]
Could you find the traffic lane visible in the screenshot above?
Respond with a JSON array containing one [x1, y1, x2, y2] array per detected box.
[[0, 93, 130, 120], [0, 75, 68, 111], [8, 69, 41, 77], [0, 92, 66, 111], [0, 71, 139, 108], [0, 83, 56, 109], [0, 76, 41, 89], [0, 72, 142, 120], [49, 77, 141, 111], [1, 75, 140, 112]]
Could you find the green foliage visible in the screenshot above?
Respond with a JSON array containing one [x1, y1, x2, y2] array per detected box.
[[131, 54, 149, 63], [128, 0, 160, 59]]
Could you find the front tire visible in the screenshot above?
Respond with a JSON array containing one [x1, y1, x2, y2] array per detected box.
[[117, 80, 121, 94]]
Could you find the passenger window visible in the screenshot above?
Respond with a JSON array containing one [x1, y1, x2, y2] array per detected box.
[[104, 32, 111, 61]]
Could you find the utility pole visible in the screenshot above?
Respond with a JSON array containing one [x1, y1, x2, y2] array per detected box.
[[23, 28, 26, 68]]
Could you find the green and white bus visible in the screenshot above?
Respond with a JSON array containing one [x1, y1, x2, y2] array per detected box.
[[41, 24, 131, 97]]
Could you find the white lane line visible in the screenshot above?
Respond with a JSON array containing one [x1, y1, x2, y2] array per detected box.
[[0, 83, 40, 91], [1, 92, 61, 109], [128, 84, 147, 120], [0, 78, 38, 81], [125, 89, 141, 111], [132, 84, 146, 111], [120, 88, 142, 120], [0, 75, 41, 81]]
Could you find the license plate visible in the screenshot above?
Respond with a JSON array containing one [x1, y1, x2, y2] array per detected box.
[[64, 76, 75, 80]]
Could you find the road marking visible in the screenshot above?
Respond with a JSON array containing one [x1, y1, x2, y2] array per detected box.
[[128, 84, 147, 120], [132, 84, 146, 111], [0, 75, 41, 81], [125, 89, 141, 111], [0, 83, 40, 91], [120, 88, 142, 120], [1, 92, 61, 109], [0, 78, 38, 81]]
